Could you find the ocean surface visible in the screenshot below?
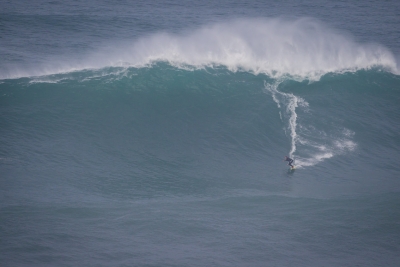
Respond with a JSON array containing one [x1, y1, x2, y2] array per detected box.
[[1, 1, 400, 266]]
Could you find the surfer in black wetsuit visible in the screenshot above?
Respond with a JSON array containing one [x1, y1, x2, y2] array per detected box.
[[283, 156, 294, 168]]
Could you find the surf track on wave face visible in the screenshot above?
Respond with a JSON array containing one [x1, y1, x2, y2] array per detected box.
[[264, 80, 357, 168]]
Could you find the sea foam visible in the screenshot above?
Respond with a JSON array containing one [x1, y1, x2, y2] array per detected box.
[[93, 17, 398, 80], [1, 17, 398, 80]]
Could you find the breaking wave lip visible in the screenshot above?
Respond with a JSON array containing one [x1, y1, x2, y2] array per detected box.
[[0, 17, 398, 80]]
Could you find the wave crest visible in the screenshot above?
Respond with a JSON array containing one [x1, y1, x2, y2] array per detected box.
[[101, 17, 397, 80], [1, 17, 398, 80]]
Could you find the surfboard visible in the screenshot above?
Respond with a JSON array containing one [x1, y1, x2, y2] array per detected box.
[[288, 166, 296, 172]]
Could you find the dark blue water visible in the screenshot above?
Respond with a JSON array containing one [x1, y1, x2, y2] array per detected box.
[[1, 1, 400, 266]]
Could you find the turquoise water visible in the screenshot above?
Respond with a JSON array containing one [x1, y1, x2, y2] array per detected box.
[[1, 1, 400, 266]]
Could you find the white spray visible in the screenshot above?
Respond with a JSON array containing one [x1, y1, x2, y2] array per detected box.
[[1, 17, 398, 79]]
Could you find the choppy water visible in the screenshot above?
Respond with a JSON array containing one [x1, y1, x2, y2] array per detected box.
[[1, 1, 400, 266]]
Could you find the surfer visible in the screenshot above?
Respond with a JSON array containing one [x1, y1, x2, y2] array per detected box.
[[283, 156, 294, 168]]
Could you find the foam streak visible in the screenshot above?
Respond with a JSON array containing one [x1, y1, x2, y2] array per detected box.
[[264, 81, 356, 168], [264, 81, 298, 158]]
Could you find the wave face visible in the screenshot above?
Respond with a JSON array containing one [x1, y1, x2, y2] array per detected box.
[[1, 18, 398, 80], [1, 66, 400, 187]]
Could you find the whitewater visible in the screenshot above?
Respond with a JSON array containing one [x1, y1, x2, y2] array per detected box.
[[2, 18, 398, 80]]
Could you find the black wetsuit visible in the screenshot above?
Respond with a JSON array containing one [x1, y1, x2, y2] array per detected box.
[[285, 157, 294, 167]]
